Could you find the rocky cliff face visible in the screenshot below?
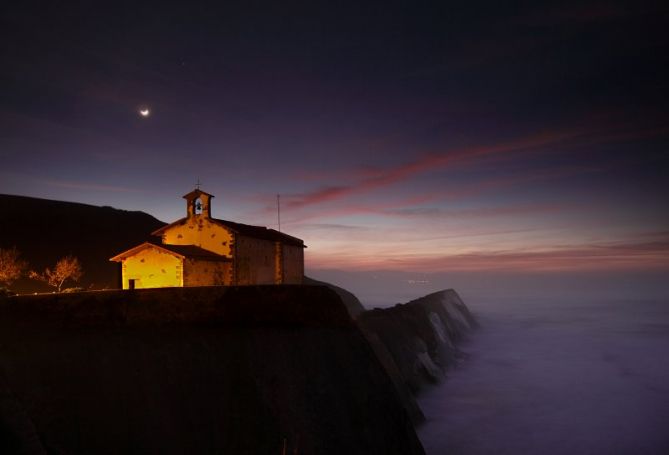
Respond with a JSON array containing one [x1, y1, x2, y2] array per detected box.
[[0, 286, 424, 454], [358, 289, 477, 419]]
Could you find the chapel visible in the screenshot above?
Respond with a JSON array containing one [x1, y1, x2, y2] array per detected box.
[[110, 189, 305, 289]]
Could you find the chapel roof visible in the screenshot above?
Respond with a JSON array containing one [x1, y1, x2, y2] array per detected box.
[[182, 189, 214, 200], [151, 218, 306, 247], [110, 241, 231, 262]]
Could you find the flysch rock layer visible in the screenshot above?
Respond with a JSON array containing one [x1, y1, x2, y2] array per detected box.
[[358, 289, 477, 423]]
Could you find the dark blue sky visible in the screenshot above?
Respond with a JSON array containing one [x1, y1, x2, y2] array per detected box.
[[2, 0, 668, 272]]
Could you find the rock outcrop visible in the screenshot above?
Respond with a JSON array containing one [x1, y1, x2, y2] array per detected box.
[[358, 290, 477, 404], [0, 286, 424, 454]]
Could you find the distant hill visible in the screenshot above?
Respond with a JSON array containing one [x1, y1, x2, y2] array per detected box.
[[0, 194, 166, 293]]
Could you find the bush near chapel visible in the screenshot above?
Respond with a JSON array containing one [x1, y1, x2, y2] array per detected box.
[[0, 247, 28, 290], [30, 256, 83, 293]]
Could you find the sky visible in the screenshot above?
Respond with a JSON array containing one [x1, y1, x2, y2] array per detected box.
[[2, 1, 668, 279]]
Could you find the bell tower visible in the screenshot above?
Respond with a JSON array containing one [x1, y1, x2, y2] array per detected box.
[[183, 189, 214, 219]]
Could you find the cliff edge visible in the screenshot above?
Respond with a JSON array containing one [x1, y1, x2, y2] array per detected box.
[[358, 289, 477, 421], [0, 286, 423, 454]]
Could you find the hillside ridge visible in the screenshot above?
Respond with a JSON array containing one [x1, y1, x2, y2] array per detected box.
[[0, 194, 165, 292]]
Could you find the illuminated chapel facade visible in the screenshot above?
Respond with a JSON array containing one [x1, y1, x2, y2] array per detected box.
[[110, 189, 305, 289]]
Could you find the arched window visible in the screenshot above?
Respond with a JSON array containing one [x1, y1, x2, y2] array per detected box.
[[194, 197, 203, 215]]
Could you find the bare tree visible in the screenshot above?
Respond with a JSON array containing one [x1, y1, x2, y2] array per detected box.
[[30, 256, 83, 292], [0, 247, 28, 289]]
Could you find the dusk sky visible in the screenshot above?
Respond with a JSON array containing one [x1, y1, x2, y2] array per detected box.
[[2, 1, 668, 275]]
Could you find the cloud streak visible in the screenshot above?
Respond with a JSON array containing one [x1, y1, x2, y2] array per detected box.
[[275, 164, 596, 226], [283, 122, 669, 214], [286, 128, 580, 209], [307, 237, 669, 273]]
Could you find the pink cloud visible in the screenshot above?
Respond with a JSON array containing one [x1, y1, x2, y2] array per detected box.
[[307, 237, 669, 273], [284, 128, 584, 211], [384, 202, 567, 220], [283, 123, 668, 213], [276, 164, 594, 226]]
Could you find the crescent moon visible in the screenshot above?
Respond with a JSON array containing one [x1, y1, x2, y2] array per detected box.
[[139, 108, 150, 117]]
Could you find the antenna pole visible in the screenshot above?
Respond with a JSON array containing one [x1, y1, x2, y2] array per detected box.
[[277, 194, 281, 232]]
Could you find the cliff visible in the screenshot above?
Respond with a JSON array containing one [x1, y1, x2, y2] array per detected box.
[[358, 290, 477, 406], [0, 286, 424, 454], [303, 276, 365, 318]]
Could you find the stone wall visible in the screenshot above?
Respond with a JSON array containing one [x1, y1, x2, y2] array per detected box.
[[282, 244, 305, 284], [161, 217, 234, 257], [183, 259, 231, 286], [235, 235, 277, 285], [121, 247, 182, 289]]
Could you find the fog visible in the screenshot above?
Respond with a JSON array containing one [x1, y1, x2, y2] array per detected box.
[[309, 269, 669, 454], [416, 296, 669, 453]]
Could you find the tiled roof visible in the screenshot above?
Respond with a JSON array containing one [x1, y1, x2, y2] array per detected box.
[[156, 243, 230, 260], [110, 242, 231, 262], [152, 217, 305, 247], [213, 219, 305, 247], [182, 189, 214, 200]]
